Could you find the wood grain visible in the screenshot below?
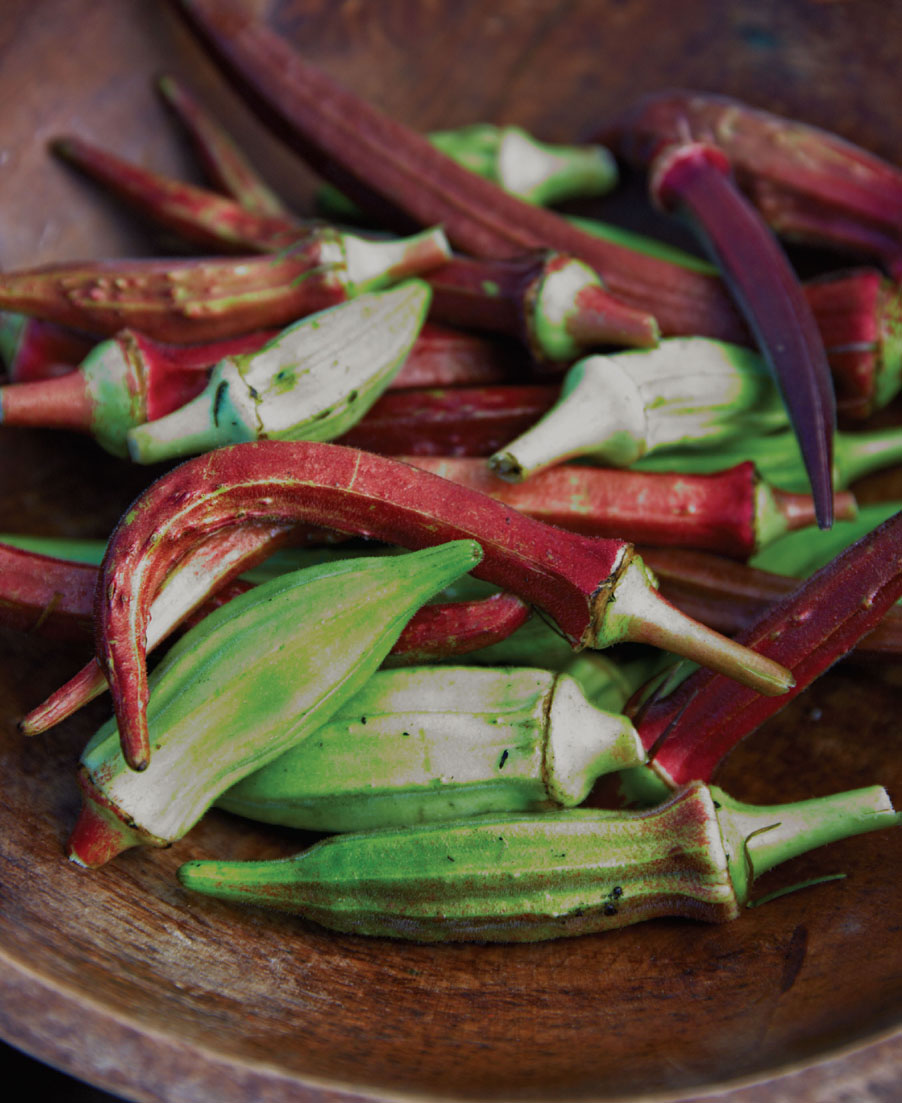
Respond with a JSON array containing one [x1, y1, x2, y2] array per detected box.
[[0, 2, 900, 1101]]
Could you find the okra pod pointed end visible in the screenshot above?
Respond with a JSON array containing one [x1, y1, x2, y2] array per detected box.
[[596, 557, 794, 696], [67, 775, 152, 867]]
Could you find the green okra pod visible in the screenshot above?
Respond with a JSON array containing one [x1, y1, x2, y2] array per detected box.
[[68, 539, 483, 867], [127, 280, 432, 463], [179, 780, 899, 942], [217, 665, 646, 832], [488, 337, 788, 481]]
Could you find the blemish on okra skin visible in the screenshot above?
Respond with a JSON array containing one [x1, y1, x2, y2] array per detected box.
[[212, 380, 229, 427], [498, 749, 510, 769]]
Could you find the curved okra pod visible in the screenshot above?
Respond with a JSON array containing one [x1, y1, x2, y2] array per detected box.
[[631, 507, 902, 793], [178, 780, 899, 942], [0, 225, 449, 344], [68, 540, 483, 866], [406, 457, 857, 560], [126, 280, 432, 463], [217, 666, 645, 832], [489, 338, 787, 480], [91, 440, 792, 770], [645, 139, 836, 529]]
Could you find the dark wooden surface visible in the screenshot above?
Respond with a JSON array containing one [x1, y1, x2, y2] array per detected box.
[[1, 2, 901, 1101]]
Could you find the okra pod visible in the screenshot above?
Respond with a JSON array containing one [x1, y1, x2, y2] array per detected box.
[[489, 338, 788, 480], [68, 539, 483, 863], [126, 280, 432, 463], [178, 780, 899, 942], [218, 666, 645, 832]]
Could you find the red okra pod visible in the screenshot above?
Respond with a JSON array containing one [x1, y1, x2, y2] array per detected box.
[[647, 140, 837, 530], [90, 440, 791, 769], [633, 508, 902, 789], [404, 457, 856, 559], [0, 542, 96, 642], [338, 384, 558, 457], [157, 73, 291, 218], [53, 135, 306, 255], [0, 226, 449, 345], [0, 327, 278, 451], [599, 90, 902, 276]]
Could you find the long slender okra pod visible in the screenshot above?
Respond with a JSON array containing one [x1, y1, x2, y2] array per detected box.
[[89, 439, 792, 769], [157, 73, 292, 218], [0, 226, 449, 344], [632, 508, 902, 792], [405, 457, 856, 559], [178, 780, 899, 942], [217, 666, 645, 832], [68, 540, 483, 866]]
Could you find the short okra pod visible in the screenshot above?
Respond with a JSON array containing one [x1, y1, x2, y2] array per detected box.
[[88, 439, 793, 770], [67, 539, 483, 862], [488, 338, 788, 480], [0, 312, 94, 383], [126, 280, 432, 463], [406, 457, 856, 560], [178, 780, 899, 942], [0, 225, 449, 344], [218, 665, 645, 833]]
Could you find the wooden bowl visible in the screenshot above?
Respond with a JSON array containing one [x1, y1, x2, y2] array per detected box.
[[1, 2, 900, 1100]]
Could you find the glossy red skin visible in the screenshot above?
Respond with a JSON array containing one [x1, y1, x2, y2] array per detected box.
[[95, 440, 634, 768], [339, 385, 558, 457], [634, 507, 902, 786], [407, 457, 765, 559]]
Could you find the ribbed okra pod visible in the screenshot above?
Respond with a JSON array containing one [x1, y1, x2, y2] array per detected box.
[[68, 539, 482, 864], [217, 666, 645, 832], [179, 780, 899, 942]]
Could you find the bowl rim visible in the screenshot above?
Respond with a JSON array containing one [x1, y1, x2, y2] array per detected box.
[[2, 941, 899, 1103]]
